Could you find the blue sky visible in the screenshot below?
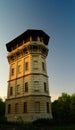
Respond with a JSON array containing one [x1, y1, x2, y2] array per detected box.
[[0, 0, 75, 101]]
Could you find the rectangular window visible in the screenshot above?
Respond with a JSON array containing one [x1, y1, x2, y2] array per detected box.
[[24, 82, 28, 92], [11, 68, 14, 76], [34, 61, 38, 69], [42, 62, 45, 71], [35, 102, 40, 113], [8, 104, 11, 114], [10, 87, 13, 96], [34, 81, 39, 91], [23, 102, 27, 113], [44, 82, 47, 92], [16, 85, 20, 95], [15, 103, 18, 113], [25, 62, 28, 70], [46, 102, 49, 113], [18, 65, 21, 73]]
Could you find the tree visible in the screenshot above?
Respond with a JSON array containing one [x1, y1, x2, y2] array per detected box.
[[0, 98, 5, 122], [70, 94, 75, 122], [58, 93, 70, 122], [52, 93, 71, 123]]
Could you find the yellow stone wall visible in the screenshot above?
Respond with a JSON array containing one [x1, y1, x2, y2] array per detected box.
[[5, 95, 52, 122], [5, 36, 52, 122]]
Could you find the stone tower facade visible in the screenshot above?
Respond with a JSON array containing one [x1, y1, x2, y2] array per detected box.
[[5, 29, 52, 122]]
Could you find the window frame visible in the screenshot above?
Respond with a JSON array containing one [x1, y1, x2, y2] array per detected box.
[[15, 103, 19, 113], [24, 82, 28, 92], [34, 81, 39, 91], [16, 84, 20, 95], [33, 60, 38, 69], [18, 65, 21, 73], [11, 68, 14, 76], [35, 102, 40, 113], [42, 62, 45, 71], [25, 62, 28, 70], [8, 104, 11, 114], [23, 102, 27, 113], [10, 87, 13, 96], [46, 102, 50, 113], [44, 82, 47, 92]]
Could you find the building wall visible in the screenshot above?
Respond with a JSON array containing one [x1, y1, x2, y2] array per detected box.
[[5, 95, 52, 122], [6, 34, 52, 122]]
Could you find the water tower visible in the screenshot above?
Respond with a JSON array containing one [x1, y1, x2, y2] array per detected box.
[[5, 29, 52, 122]]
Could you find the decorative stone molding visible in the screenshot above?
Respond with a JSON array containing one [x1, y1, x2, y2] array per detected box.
[[7, 43, 48, 63]]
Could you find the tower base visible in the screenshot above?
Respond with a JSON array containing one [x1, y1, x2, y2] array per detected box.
[[5, 95, 52, 123]]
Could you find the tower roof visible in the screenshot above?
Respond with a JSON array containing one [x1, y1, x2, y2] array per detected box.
[[6, 29, 50, 52]]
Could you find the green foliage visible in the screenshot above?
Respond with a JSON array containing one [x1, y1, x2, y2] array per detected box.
[[32, 118, 54, 126], [70, 94, 75, 122], [0, 97, 5, 122], [52, 93, 75, 124]]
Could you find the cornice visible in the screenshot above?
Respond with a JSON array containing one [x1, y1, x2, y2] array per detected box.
[[6, 95, 51, 101], [7, 43, 48, 63], [8, 73, 49, 82]]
